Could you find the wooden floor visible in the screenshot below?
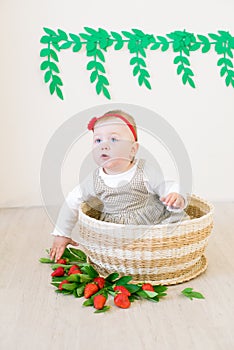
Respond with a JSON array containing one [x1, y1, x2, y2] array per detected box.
[[0, 202, 234, 350]]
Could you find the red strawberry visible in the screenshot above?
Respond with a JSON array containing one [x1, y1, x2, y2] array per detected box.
[[93, 295, 107, 310], [68, 265, 80, 275], [57, 258, 67, 264], [84, 283, 99, 299], [70, 269, 82, 275], [114, 293, 131, 309], [51, 267, 65, 277], [114, 285, 131, 296], [94, 277, 105, 289], [142, 283, 154, 292], [58, 279, 69, 290]]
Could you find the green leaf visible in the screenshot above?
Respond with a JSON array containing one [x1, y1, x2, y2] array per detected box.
[[182, 46, 190, 56], [58, 29, 68, 40], [52, 42, 60, 52], [102, 86, 111, 99], [208, 33, 220, 41], [122, 31, 135, 39], [96, 49, 105, 62], [79, 274, 93, 283], [43, 27, 57, 36], [87, 60, 96, 70], [73, 42, 82, 52], [115, 276, 132, 285], [84, 27, 98, 36], [95, 62, 106, 73], [132, 28, 145, 37], [225, 75, 231, 86], [69, 33, 81, 43], [60, 41, 72, 50], [187, 76, 196, 88], [111, 31, 124, 50], [96, 81, 102, 95], [66, 274, 80, 283], [153, 285, 167, 293], [106, 272, 119, 282], [218, 57, 233, 68], [190, 43, 201, 51], [99, 75, 109, 85], [157, 36, 169, 51], [90, 70, 98, 83], [133, 65, 140, 76], [55, 289, 72, 295], [79, 33, 92, 41], [40, 35, 51, 44], [150, 42, 160, 50], [220, 66, 227, 77], [181, 287, 205, 300], [123, 284, 141, 294], [184, 67, 194, 76], [83, 298, 94, 307], [49, 62, 60, 73], [39, 257, 53, 263], [143, 78, 151, 89], [226, 48, 233, 58], [40, 48, 50, 57], [76, 284, 85, 297], [62, 283, 78, 291], [40, 61, 50, 70], [50, 49, 59, 62], [130, 57, 146, 67], [94, 305, 111, 313], [182, 73, 188, 85], [143, 290, 158, 298], [177, 64, 183, 75], [44, 70, 52, 83], [49, 81, 56, 95], [69, 248, 87, 262], [53, 75, 63, 86], [81, 265, 99, 278]]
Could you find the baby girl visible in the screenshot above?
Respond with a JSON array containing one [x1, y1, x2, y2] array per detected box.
[[50, 110, 189, 261]]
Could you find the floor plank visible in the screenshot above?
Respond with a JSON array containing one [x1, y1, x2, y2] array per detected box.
[[0, 203, 234, 350]]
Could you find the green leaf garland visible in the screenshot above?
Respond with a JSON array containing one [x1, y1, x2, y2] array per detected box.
[[40, 27, 234, 100]]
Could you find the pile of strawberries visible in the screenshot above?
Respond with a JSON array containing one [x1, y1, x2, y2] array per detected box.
[[40, 247, 167, 313]]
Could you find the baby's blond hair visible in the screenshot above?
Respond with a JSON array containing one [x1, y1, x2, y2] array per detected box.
[[95, 109, 138, 141]]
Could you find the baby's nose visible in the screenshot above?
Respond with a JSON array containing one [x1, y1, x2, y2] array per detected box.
[[101, 141, 110, 149]]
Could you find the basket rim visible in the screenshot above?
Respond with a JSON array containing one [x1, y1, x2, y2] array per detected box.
[[79, 194, 214, 229]]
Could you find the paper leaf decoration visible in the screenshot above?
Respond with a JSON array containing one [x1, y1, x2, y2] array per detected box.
[[39, 28, 234, 100]]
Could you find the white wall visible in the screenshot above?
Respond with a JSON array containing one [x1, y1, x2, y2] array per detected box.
[[1, 0, 234, 207]]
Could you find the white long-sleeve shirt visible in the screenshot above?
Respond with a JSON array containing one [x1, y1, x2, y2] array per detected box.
[[51, 159, 187, 237]]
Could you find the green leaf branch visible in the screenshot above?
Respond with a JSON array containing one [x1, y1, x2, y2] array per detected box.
[[209, 31, 234, 87], [40, 28, 234, 100], [80, 27, 112, 99], [122, 29, 152, 89]]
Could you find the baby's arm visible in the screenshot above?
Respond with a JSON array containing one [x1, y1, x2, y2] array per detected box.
[[50, 173, 95, 261], [143, 160, 187, 211]]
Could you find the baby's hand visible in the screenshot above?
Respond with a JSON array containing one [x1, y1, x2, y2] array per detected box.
[[160, 192, 185, 209], [50, 236, 78, 262]]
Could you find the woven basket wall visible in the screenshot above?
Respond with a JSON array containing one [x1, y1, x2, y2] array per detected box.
[[77, 194, 214, 285]]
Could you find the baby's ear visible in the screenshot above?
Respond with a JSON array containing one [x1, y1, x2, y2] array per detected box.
[[131, 141, 139, 155]]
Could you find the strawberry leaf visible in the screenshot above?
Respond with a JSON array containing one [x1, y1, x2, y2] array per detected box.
[[181, 288, 205, 300], [94, 305, 111, 313]]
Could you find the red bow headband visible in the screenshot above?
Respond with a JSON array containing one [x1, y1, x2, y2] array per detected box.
[[87, 113, 137, 141]]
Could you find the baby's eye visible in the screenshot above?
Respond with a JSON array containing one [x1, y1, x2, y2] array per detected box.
[[110, 137, 118, 143], [94, 138, 102, 144]]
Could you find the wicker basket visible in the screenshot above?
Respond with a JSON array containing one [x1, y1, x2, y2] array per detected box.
[[77, 194, 214, 285]]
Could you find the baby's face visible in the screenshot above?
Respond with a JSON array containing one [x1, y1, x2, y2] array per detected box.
[[92, 119, 137, 174]]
